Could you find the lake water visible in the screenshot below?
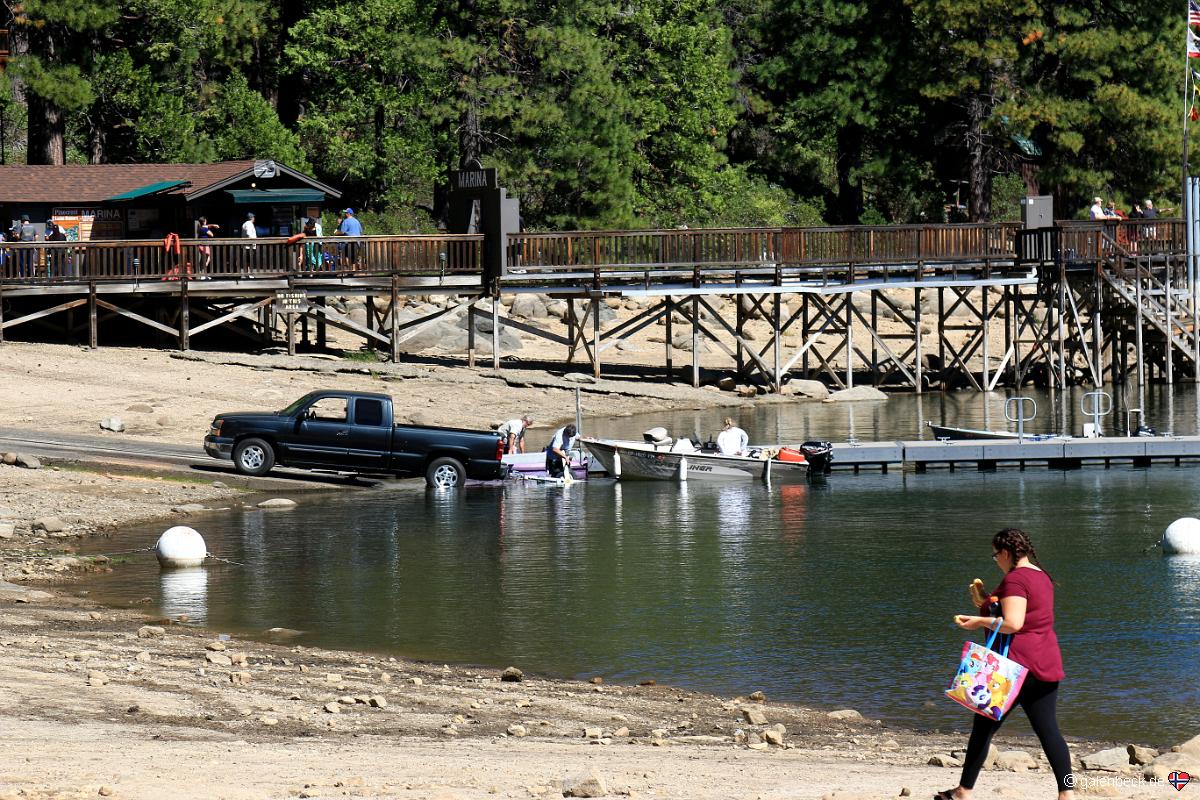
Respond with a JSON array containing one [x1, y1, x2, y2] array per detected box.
[[75, 385, 1200, 746]]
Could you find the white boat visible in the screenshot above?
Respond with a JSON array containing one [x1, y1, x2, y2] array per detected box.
[[581, 433, 813, 483]]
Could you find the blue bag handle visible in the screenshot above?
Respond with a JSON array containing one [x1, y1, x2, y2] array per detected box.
[[983, 617, 1012, 657]]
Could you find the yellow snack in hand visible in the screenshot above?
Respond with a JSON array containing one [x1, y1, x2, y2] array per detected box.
[[968, 578, 987, 608]]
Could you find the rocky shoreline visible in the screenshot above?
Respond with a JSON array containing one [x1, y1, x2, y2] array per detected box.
[[0, 454, 1194, 799]]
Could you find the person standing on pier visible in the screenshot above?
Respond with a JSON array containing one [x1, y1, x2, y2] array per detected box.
[[938, 528, 1073, 800]]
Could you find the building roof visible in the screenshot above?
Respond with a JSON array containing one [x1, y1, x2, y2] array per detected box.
[[0, 161, 341, 204]]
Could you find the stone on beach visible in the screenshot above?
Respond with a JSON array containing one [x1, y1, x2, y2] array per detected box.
[[994, 750, 1037, 771], [562, 769, 608, 798], [32, 516, 66, 533], [99, 417, 126, 433], [827, 709, 863, 721], [742, 707, 768, 726], [257, 498, 297, 509], [1080, 746, 1132, 771], [137, 625, 165, 639], [825, 386, 888, 402], [15, 453, 40, 469], [500, 666, 523, 682]]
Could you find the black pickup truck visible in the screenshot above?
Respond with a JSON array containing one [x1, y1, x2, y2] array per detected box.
[[203, 390, 507, 488]]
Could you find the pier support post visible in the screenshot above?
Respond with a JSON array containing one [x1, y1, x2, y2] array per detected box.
[[179, 278, 190, 351], [845, 292, 854, 389], [937, 287, 945, 389], [390, 275, 401, 363], [1166, 258, 1175, 386], [735, 292, 745, 378], [1092, 275, 1104, 387], [0, 281, 4, 344], [665, 296, 673, 373], [88, 281, 97, 349], [365, 296, 376, 354], [773, 292, 782, 391], [692, 296, 700, 388], [316, 300, 327, 350], [468, 302, 477, 368], [914, 288, 923, 394], [1136, 262, 1146, 413], [981, 286, 989, 390], [592, 296, 601, 379], [492, 295, 500, 371], [1056, 266, 1067, 392], [566, 298, 575, 363]]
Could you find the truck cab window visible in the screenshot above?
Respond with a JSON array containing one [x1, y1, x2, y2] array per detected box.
[[307, 397, 348, 422], [355, 399, 385, 427]]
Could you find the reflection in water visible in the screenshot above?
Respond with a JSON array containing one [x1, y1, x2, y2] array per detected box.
[[1165, 555, 1200, 618], [160, 568, 208, 624], [73, 415, 1200, 747]]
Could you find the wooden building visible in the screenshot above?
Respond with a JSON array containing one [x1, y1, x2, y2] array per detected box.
[[0, 159, 341, 241]]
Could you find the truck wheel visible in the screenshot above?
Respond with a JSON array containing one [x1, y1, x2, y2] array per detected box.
[[426, 457, 465, 489], [233, 437, 275, 476]]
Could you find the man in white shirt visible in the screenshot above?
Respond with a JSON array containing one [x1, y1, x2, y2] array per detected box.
[[241, 212, 258, 239], [497, 414, 533, 454], [1088, 197, 1105, 220], [716, 417, 749, 456], [544, 424, 577, 478]]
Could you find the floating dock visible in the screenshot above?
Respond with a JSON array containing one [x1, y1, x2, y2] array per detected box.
[[830, 436, 1200, 472]]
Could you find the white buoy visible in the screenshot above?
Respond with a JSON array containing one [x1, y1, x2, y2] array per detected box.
[[1162, 518, 1200, 555], [155, 526, 208, 568]]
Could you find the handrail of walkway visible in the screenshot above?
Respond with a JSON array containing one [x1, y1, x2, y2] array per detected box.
[[0, 234, 484, 283], [0, 220, 1187, 287]]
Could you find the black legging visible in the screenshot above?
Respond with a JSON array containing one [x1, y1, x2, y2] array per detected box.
[[959, 677, 1073, 793]]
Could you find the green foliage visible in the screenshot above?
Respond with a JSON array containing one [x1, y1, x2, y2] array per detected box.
[[5, 0, 1187, 229]]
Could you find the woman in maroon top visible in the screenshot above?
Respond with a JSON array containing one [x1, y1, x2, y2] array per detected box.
[[938, 528, 1074, 800]]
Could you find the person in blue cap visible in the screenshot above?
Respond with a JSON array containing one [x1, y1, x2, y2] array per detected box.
[[337, 208, 362, 236], [335, 208, 362, 268]]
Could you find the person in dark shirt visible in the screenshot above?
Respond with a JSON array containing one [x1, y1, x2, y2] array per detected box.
[[938, 528, 1074, 800]]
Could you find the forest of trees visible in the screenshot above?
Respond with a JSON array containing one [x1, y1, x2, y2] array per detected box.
[[3, 0, 1184, 231]]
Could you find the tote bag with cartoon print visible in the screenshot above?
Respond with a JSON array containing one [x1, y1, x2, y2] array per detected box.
[[945, 619, 1029, 720]]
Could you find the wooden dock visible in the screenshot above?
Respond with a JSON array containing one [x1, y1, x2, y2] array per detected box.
[[830, 435, 1200, 472]]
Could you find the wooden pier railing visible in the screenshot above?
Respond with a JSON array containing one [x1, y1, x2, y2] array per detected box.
[[0, 234, 484, 283], [0, 220, 1185, 287]]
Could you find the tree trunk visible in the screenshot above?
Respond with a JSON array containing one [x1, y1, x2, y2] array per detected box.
[[24, 22, 65, 165], [86, 116, 105, 164], [835, 123, 865, 224], [459, 100, 481, 169], [27, 94, 65, 165], [966, 92, 992, 222]]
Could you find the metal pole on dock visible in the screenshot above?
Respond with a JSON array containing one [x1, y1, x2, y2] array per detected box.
[[0, 281, 5, 344], [914, 288, 923, 393]]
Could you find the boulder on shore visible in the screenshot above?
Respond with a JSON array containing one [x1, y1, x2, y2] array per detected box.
[[825, 386, 888, 403]]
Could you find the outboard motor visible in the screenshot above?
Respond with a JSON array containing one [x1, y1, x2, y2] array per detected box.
[[799, 440, 834, 475], [701, 436, 720, 453], [1134, 424, 1158, 437], [642, 427, 672, 449]]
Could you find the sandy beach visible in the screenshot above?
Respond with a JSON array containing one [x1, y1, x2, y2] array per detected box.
[[0, 342, 1192, 800]]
